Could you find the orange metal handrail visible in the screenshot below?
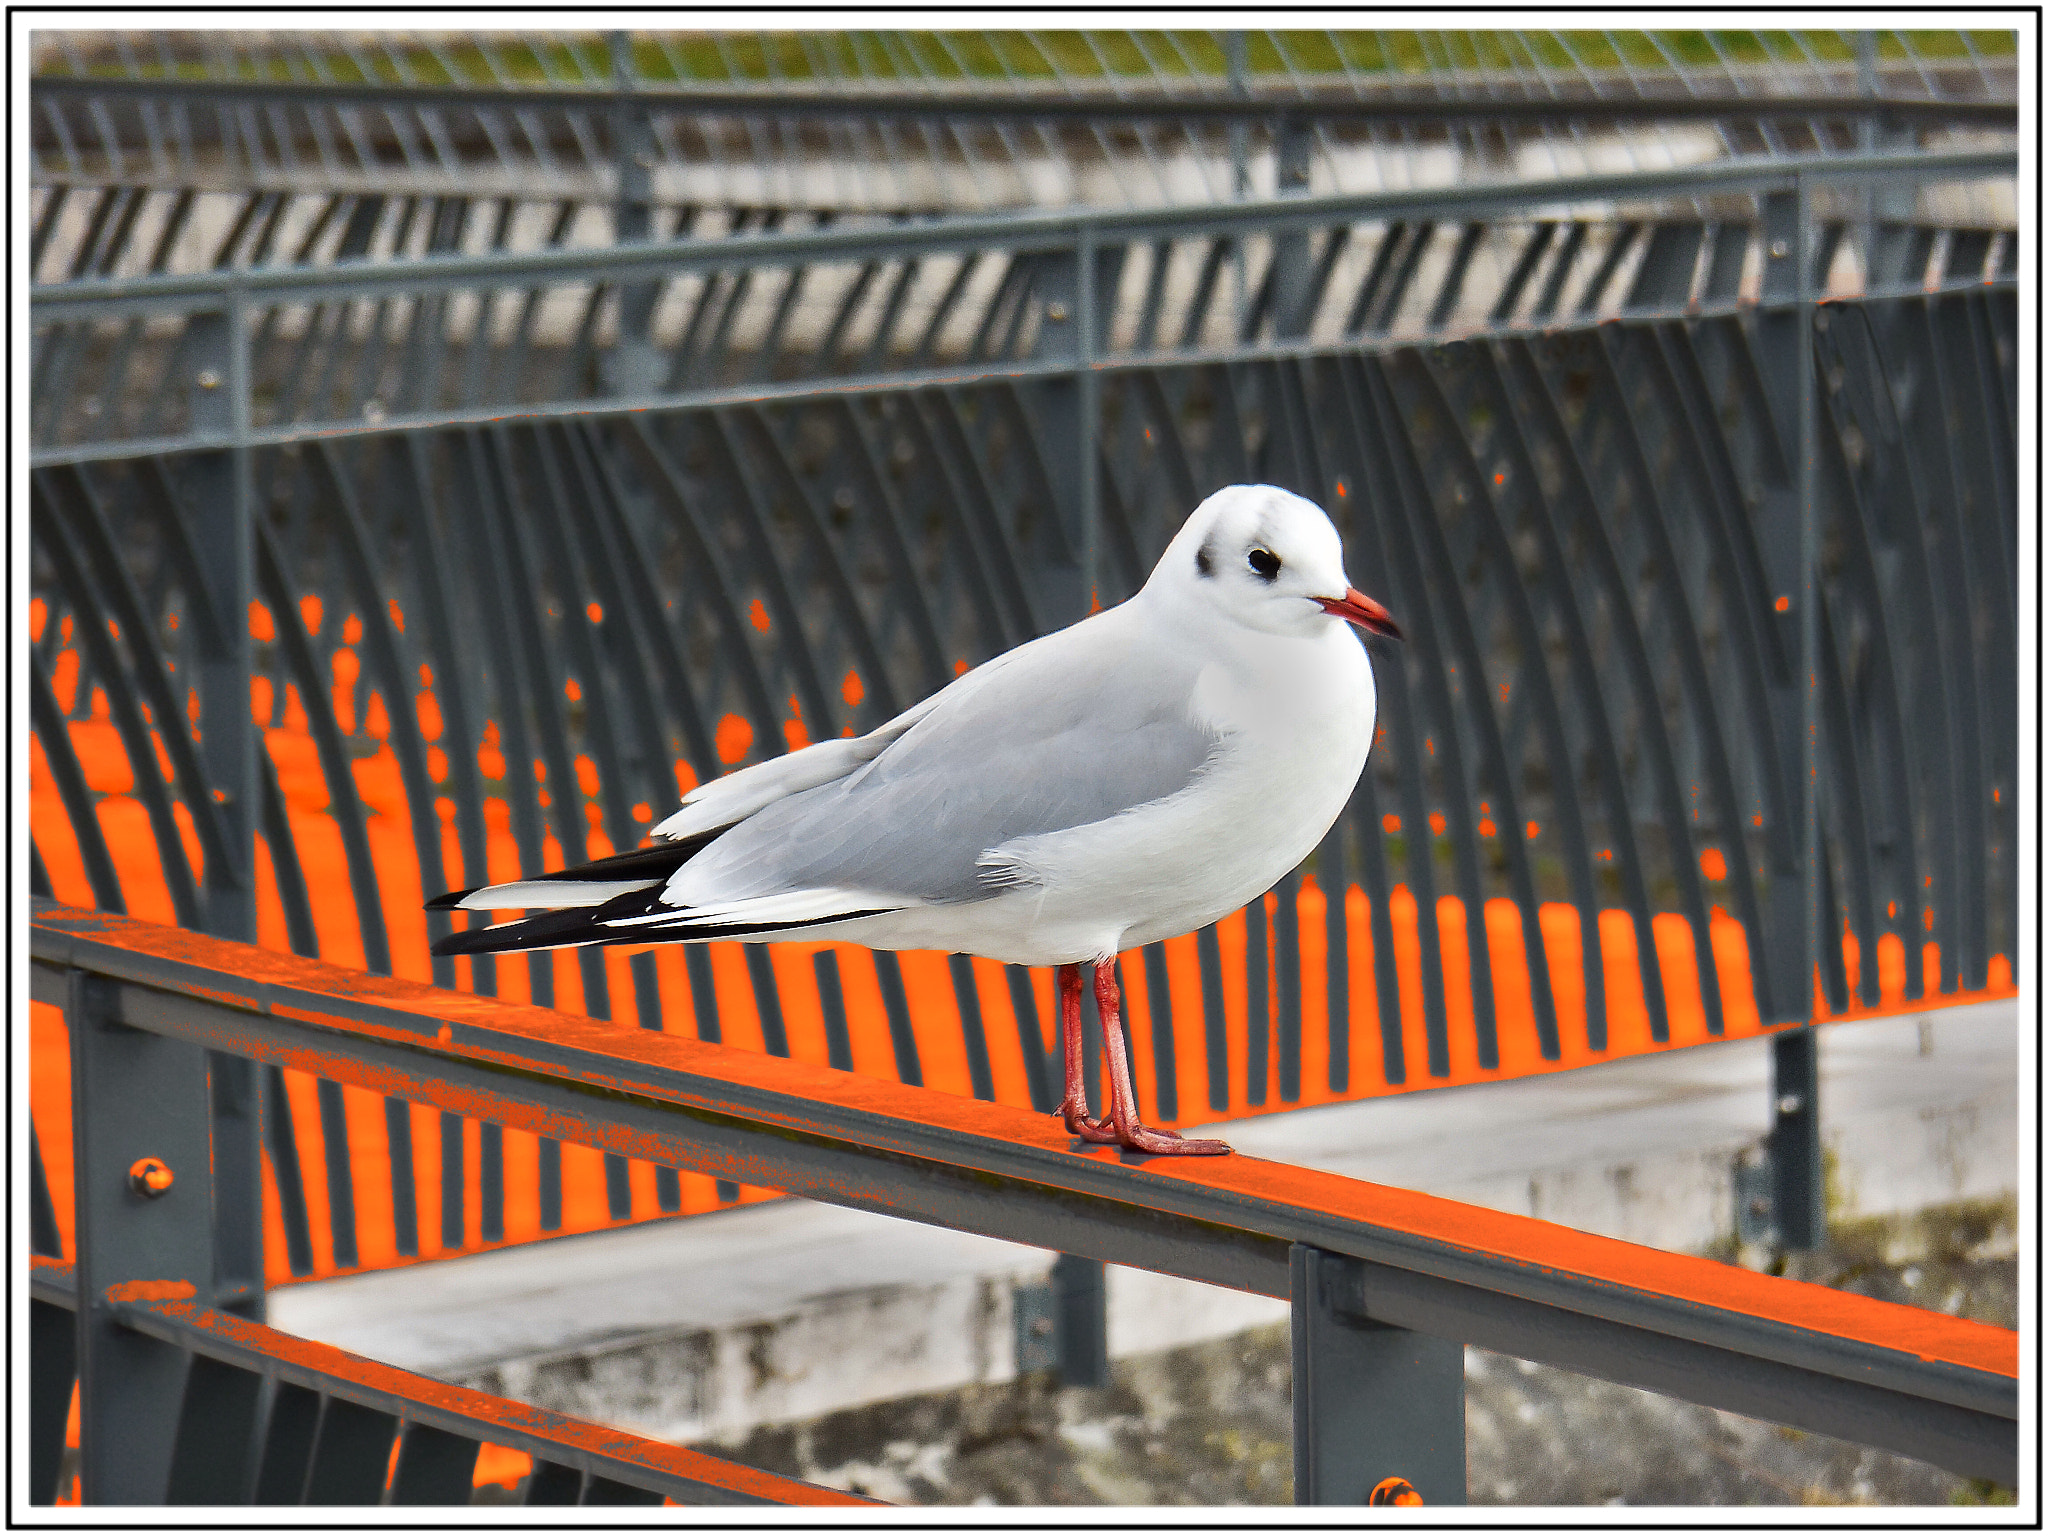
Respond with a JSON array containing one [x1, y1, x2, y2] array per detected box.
[[31, 901, 2018, 1483]]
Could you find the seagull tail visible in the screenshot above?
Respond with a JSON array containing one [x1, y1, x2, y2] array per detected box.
[[430, 882, 899, 957], [425, 833, 718, 914], [427, 834, 710, 958]]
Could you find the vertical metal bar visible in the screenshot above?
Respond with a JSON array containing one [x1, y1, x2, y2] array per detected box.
[[302, 1396, 399, 1504], [189, 286, 266, 1319], [1770, 1028, 1825, 1249], [440, 1111, 465, 1251], [252, 1380, 322, 1503], [813, 951, 855, 1071], [1140, 944, 1179, 1121], [164, 1355, 263, 1503], [1197, 923, 1230, 1111], [1756, 186, 1819, 1026], [29, 1295, 76, 1503], [388, 1422, 482, 1504], [480, 1117, 506, 1245], [263, 1067, 315, 1276], [1051, 1253, 1108, 1389], [608, 33, 662, 399], [1226, 30, 1249, 334], [1272, 115, 1315, 338], [314, 1080, 359, 1269], [384, 1098, 419, 1257], [582, 1475, 665, 1505], [1761, 174, 1826, 1248], [1025, 252, 1086, 630], [947, 953, 998, 1102], [870, 951, 925, 1088], [628, 952, 681, 1215], [523, 1459, 585, 1503], [71, 968, 216, 1504], [1004, 965, 1052, 1114], [1078, 222, 1100, 612], [1276, 873, 1303, 1101], [742, 946, 791, 1057], [1291, 1245, 1465, 1505], [1245, 898, 1270, 1106]]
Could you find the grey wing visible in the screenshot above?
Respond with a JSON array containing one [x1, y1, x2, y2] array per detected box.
[[668, 636, 1218, 907]]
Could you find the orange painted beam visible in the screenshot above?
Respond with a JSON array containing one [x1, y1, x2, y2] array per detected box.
[[32, 904, 2017, 1401]]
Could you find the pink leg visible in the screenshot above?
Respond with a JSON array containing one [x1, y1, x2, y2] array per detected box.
[[1056, 963, 1116, 1143], [1092, 962, 1231, 1156]]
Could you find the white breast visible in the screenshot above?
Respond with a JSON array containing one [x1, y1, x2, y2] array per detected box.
[[982, 622, 1376, 960]]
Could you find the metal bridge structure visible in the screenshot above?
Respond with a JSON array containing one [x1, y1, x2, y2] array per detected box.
[[26, 28, 2019, 1505]]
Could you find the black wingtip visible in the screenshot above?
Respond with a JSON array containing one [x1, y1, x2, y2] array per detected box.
[[430, 925, 511, 957], [421, 834, 716, 919]]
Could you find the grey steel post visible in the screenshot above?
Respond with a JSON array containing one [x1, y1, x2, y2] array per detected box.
[[1756, 178, 1825, 1248], [184, 296, 256, 941], [1272, 114, 1315, 338], [1027, 232, 1118, 626], [185, 289, 266, 1315], [1779, 173, 1826, 1250], [70, 969, 219, 1503], [607, 30, 662, 396], [1077, 223, 1100, 610], [1291, 1244, 1465, 1505], [1770, 1029, 1825, 1249], [1753, 186, 1817, 1027], [1226, 30, 1250, 335], [1051, 1253, 1108, 1389], [1858, 32, 1920, 288]]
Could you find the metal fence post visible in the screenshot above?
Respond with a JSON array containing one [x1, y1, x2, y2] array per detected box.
[[1034, 232, 1111, 1363], [1272, 113, 1315, 338], [1291, 1244, 1465, 1505], [607, 29, 662, 396], [1226, 30, 1250, 334], [1076, 222, 1100, 610], [1028, 228, 1117, 623], [1751, 178, 1826, 1250], [185, 289, 267, 1314], [1050, 1253, 1108, 1388], [70, 968, 219, 1503]]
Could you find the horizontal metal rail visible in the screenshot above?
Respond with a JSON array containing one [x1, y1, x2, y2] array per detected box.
[[28, 147, 2016, 318], [30, 901, 2019, 1482], [31, 73, 2021, 127], [21, 271, 2019, 470], [28, 1256, 872, 1506]]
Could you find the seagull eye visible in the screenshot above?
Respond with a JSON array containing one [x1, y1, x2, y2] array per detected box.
[[1247, 548, 1281, 580]]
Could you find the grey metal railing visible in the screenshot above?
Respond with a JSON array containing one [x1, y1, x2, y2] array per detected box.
[[28, 902, 2021, 1505], [28, 54, 2015, 1316], [30, 28, 2017, 210]]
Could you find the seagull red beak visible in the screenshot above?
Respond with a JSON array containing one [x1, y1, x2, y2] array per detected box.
[[1316, 588, 1403, 640]]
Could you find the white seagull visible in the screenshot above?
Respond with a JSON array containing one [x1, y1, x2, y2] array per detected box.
[[429, 484, 1400, 1155]]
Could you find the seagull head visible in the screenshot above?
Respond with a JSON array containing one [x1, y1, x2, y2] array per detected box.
[[1149, 484, 1402, 643]]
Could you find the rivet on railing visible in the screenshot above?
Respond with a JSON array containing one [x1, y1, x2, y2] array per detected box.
[[194, 369, 222, 390], [1045, 300, 1069, 322], [1769, 238, 1790, 259], [1777, 1093, 1805, 1115], [128, 1157, 174, 1198], [1368, 1476, 1423, 1506]]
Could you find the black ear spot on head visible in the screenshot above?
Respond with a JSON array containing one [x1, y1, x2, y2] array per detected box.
[[1195, 542, 1215, 577], [1248, 547, 1281, 581]]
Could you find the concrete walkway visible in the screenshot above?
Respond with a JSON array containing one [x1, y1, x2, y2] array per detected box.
[[269, 1000, 2016, 1442]]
